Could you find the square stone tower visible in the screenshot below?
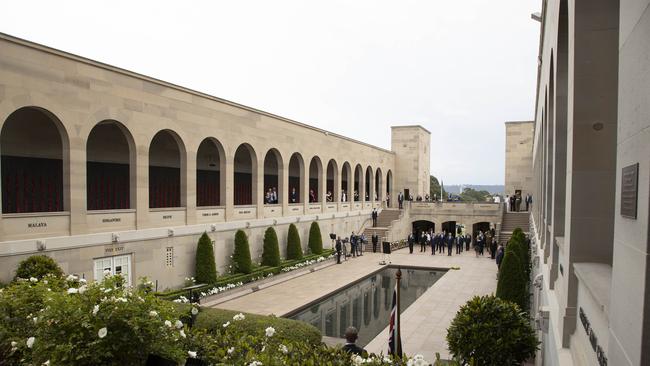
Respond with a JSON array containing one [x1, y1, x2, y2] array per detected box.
[[504, 121, 534, 197], [391, 125, 431, 199]]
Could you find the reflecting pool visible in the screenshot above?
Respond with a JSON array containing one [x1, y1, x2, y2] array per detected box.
[[286, 266, 445, 347]]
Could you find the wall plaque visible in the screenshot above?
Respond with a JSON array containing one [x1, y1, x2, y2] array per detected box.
[[620, 163, 638, 219]]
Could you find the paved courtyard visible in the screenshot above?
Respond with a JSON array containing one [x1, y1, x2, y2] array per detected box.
[[212, 247, 498, 360]]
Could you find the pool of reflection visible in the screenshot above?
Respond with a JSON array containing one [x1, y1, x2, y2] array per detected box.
[[286, 266, 445, 347]]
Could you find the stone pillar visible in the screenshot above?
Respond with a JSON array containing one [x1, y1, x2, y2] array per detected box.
[[135, 146, 150, 229], [391, 125, 431, 198], [255, 157, 264, 219], [185, 152, 197, 225], [224, 155, 234, 221], [69, 136, 86, 235], [281, 160, 289, 215]]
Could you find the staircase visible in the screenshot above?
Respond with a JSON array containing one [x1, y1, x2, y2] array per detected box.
[[362, 209, 402, 251], [499, 212, 531, 245]]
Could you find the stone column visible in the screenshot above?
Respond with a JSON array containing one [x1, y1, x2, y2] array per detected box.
[[255, 157, 264, 219], [281, 160, 289, 215], [185, 152, 197, 225], [135, 146, 150, 229], [69, 136, 86, 235], [224, 156, 234, 221]]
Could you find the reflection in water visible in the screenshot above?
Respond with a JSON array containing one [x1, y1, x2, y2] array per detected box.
[[288, 267, 444, 347]]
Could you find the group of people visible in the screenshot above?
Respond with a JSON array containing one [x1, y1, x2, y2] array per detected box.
[[335, 231, 381, 264], [506, 193, 533, 212], [405, 228, 500, 259], [265, 187, 322, 204]]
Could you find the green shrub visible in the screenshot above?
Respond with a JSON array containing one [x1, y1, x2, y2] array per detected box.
[[308, 221, 324, 255], [286, 224, 303, 260], [261, 227, 281, 267], [447, 295, 538, 366], [233, 230, 253, 274], [496, 245, 528, 312], [14, 255, 63, 281], [195, 232, 218, 284]]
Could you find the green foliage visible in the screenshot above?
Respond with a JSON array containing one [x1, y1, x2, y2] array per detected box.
[[261, 227, 281, 267], [286, 224, 303, 260], [447, 295, 538, 366], [496, 243, 528, 312], [14, 255, 63, 281], [430, 175, 446, 200], [459, 188, 492, 202], [233, 230, 253, 274], [308, 222, 323, 255], [195, 232, 218, 284]]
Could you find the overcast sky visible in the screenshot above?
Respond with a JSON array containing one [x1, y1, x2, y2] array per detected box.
[[0, 0, 540, 185]]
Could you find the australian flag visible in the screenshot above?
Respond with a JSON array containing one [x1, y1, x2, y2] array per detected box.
[[388, 281, 402, 358]]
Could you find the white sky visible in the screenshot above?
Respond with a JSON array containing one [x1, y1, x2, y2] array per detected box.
[[0, 0, 540, 185]]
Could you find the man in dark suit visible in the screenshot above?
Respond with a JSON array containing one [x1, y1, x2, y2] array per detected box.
[[407, 232, 414, 254], [335, 237, 342, 264], [456, 235, 462, 254], [419, 232, 426, 252], [465, 234, 471, 251], [290, 187, 298, 203], [398, 192, 404, 209], [342, 327, 367, 356], [372, 233, 379, 253], [350, 232, 357, 258], [371, 208, 378, 227], [431, 233, 437, 255], [447, 233, 454, 256]]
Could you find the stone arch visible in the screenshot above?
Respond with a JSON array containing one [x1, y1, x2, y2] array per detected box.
[[386, 170, 393, 207], [263, 148, 283, 204], [86, 120, 136, 210], [288, 152, 304, 204], [1, 106, 70, 213], [375, 167, 383, 202], [233, 143, 257, 206], [309, 156, 323, 203], [365, 166, 373, 201], [149, 129, 187, 208], [326, 159, 338, 203], [341, 162, 352, 202], [354, 164, 363, 202], [196, 137, 226, 207]]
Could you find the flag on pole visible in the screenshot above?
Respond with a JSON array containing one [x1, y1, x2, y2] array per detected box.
[[388, 272, 402, 358]]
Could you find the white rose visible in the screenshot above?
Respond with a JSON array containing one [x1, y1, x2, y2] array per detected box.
[[10, 341, 17, 347], [179, 330, 186, 338], [222, 321, 230, 328], [78, 285, 87, 294], [43, 361, 50, 366], [164, 320, 172, 327], [26, 337, 35, 348], [279, 344, 288, 354], [175, 320, 183, 329], [67, 288, 78, 294], [92, 305, 100, 315], [188, 351, 197, 358], [98, 327, 108, 339], [29, 277, 38, 283], [233, 313, 245, 321], [149, 310, 158, 317], [191, 307, 199, 316], [265, 326, 275, 337], [227, 347, 235, 354]]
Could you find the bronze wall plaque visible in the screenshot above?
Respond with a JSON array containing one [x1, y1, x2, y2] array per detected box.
[[621, 163, 638, 219]]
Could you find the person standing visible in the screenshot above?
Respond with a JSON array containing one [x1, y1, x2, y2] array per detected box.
[[386, 193, 391, 208], [372, 232, 379, 253], [455, 235, 462, 254], [495, 244, 505, 269], [408, 232, 414, 254], [342, 327, 367, 356], [371, 208, 378, 227], [357, 234, 365, 256], [446, 233, 454, 256], [439, 232, 445, 253], [419, 232, 426, 252], [398, 192, 404, 209], [465, 234, 471, 251], [350, 232, 357, 258], [431, 233, 437, 255], [290, 187, 298, 203], [335, 237, 342, 264]]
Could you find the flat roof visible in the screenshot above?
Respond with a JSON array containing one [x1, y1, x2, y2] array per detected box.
[[390, 125, 431, 134], [0, 32, 396, 155]]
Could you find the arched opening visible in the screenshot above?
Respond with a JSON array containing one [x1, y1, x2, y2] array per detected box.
[[375, 168, 383, 202], [472, 222, 491, 236], [234, 144, 256, 205], [288, 153, 304, 204], [386, 170, 393, 207], [1, 107, 67, 213], [441, 221, 457, 237], [309, 157, 322, 203], [263, 149, 282, 204], [87, 120, 134, 210], [196, 138, 225, 207], [341, 162, 352, 202], [354, 164, 363, 202], [326, 159, 338, 203], [412, 220, 435, 238], [365, 166, 373, 201], [149, 130, 184, 208]]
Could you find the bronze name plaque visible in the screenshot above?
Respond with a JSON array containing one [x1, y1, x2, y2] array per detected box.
[[620, 163, 638, 219]]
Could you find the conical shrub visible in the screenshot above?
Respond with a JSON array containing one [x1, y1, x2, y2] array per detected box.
[[261, 227, 281, 267], [195, 232, 218, 284], [496, 247, 527, 312], [308, 222, 323, 255], [286, 224, 303, 260], [233, 230, 253, 274]]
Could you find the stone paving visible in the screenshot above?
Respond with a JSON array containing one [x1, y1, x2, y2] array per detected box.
[[211, 247, 498, 361]]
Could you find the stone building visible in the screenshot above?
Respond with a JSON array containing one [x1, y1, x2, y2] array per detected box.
[[525, 1, 650, 365], [504, 120, 534, 199], [0, 33, 430, 289]]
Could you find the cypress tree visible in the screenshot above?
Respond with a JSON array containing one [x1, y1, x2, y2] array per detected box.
[[496, 247, 527, 312], [308, 222, 323, 255], [261, 227, 281, 267], [195, 232, 218, 284], [286, 224, 303, 260], [233, 230, 253, 274]]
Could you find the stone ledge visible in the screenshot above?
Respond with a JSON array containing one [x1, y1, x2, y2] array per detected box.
[[573, 262, 612, 315]]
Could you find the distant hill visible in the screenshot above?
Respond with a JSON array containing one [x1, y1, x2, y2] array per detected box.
[[444, 184, 504, 195]]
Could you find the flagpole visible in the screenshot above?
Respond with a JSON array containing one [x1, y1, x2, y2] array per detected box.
[[396, 267, 402, 358]]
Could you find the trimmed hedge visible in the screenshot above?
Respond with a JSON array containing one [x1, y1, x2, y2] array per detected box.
[[233, 230, 253, 274], [447, 295, 538, 365], [261, 227, 281, 267], [286, 224, 303, 260], [496, 239, 528, 312], [308, 221, 323, 255], [156, 250, 334, 301], [14, 255, 63, 281], [195, 232, 218, 284], [187, 306, 322, 346]]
